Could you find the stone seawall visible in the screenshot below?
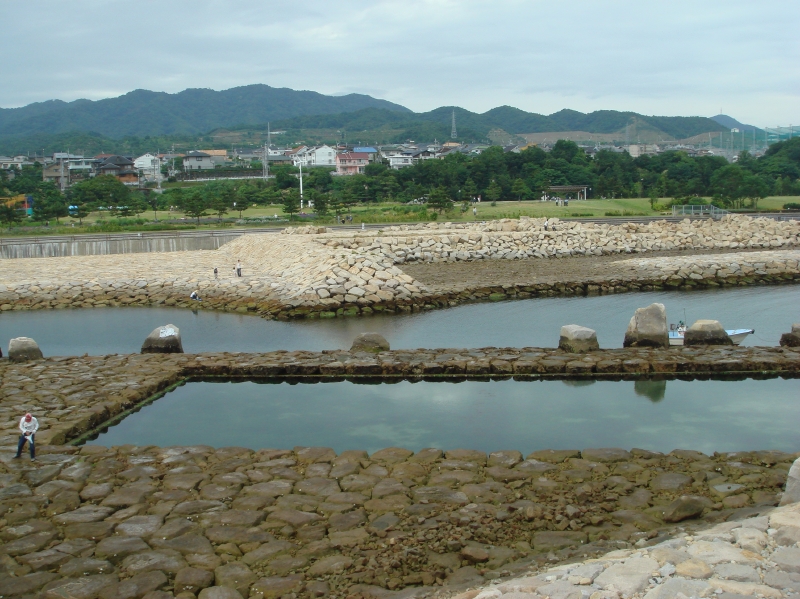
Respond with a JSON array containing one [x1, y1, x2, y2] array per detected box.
[[0, 250, 798, 320], [0, 215, 798, 320], [1, 346, 798, 448], [1, 347, 799, 599]]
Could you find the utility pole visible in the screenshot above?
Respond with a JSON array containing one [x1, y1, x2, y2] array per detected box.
[[263, 123, 271, 181], [451, 110, 457, 139]]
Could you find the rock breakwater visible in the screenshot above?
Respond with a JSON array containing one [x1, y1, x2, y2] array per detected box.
[[0, 216, 798, 319]]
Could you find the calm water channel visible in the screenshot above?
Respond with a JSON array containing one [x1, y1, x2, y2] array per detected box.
[[87, 378, 800, 454], [2, 286, 798, 355]]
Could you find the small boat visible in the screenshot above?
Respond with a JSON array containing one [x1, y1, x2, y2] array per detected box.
[[668, 323, 754, 346]]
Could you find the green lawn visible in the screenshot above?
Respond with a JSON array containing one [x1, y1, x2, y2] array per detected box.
[[2, 197, 797, 237]]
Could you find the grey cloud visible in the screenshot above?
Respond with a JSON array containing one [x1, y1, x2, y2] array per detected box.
[[1, 0, 797, 124]]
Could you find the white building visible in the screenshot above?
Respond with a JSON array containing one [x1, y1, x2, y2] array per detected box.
[[388, 155, 414, 169], [134, 153, 161, 177], [309, 145, 336, 167], [0, 156, 32, 170]]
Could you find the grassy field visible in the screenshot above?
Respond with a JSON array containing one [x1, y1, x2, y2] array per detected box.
[[1, 197, 796, 237]]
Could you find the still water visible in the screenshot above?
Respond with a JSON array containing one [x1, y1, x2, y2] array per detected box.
[[2, 286, 797, 355], [87, 378, 800, 455]]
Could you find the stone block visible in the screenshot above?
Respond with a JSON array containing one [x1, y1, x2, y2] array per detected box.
[[141, 324, 183, 354], [623, 302, 669, 348], [8, 336, 44, 362], [780, 457, 800, 505], [350, 332, 390, 353], [558, 324, 599, 353], [684, 319, 733, 346]]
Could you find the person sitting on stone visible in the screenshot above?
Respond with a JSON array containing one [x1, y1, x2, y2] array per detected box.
[[14, 413, 38, 461], [190, 290, 202, 301]]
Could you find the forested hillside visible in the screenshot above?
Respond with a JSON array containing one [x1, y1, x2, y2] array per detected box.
[[0, 84, 728, 154], [0, 85, 411, 138]]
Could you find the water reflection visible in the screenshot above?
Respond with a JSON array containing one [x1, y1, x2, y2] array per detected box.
[[634, 379, 667, 402], [87, 377, 800, 455]]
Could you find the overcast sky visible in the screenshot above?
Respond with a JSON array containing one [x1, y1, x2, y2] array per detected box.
[[1, 0, 797, 125]]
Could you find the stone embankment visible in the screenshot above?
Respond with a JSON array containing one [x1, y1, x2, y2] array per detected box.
[[1, 346, 799, 449], [0, 436, 798, 599], [0, 216, 798, 319]]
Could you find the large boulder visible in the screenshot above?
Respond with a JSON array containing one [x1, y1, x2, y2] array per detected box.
[[558, 325, 599, 353], [350, 333, 390, 353], [8, 337, 44, 362], [683, 320, 733, 346], [623, 303, 668, 348], [780, 457, 800, 506], [141, 324, 184, 354], [779, 323, 800, 348]]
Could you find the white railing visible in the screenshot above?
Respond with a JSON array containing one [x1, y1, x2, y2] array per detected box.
[[671, 205, 730, 219]]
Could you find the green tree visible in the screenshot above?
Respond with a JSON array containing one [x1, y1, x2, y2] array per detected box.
[[115, 191, 147, 218], [427, 186, 453, 213], [648, 186, 659, 210], [462, 178, 478, 201], [234, 185, 256, 218], [282, 189, 301, 220], [208, 188, 231, 222], [309, 189, 328, 216], [0, 204, 22, 226], [178, 190, 209, 224], [511, 178, 531, 200], [485, 179, 502, 202], [741, 173, 769, 209], [65, 188, 92, 224], [32, 183, 68, 223], [710, 165, 747, 208]]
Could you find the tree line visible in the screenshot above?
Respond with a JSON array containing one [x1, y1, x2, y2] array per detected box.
[[2, 137, 799, 226]]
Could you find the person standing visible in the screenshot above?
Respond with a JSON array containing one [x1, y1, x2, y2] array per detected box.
[[236, 260, 242, 277], [213, 267, 218, 280], [14, 413, 38, 461]]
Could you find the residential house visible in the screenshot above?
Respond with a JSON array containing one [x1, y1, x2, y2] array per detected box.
[[200, 149, 229, 166], [387, 155, 414, 169], [627, 144, 660, 158], [134, 153, 161, 178], [352, 147, 378, 162], [335, 152, 369, 175], [42, 162, 69, 188], [286, 146, 310, 167], [183, 151, 215, 170], [309, 145, 336, 167], [95, 155, 138, 184], [0, 156, 32, 170]]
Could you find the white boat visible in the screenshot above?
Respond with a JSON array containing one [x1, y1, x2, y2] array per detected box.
[[668, 325, 754, 346]]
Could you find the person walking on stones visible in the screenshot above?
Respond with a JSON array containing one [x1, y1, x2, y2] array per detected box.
[[213, 267, 218, 280], [236, 260, 242, 277], [14, 413, 38, 461]]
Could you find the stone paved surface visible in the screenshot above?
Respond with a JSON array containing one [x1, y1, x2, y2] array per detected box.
[[448, 490, 800, 599], [0, 440, 797, 599], [0, 217, 798, 319]]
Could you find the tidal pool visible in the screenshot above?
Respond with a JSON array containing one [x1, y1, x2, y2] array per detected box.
[[86, 377, 800, 455], [1, 285, 797, 355]]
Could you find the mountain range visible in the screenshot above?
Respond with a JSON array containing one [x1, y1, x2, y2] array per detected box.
[[0, 84, 733, 153]]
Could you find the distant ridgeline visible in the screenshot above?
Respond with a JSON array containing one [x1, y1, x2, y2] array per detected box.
[[0, 83, 732, 154]]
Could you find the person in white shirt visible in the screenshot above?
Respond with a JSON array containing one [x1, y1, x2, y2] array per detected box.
[[14, 413, 38, 460]]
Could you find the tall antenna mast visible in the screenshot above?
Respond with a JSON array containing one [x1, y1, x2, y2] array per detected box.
[[263, 123, 271, 181], [450, 109, 457, 139]]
